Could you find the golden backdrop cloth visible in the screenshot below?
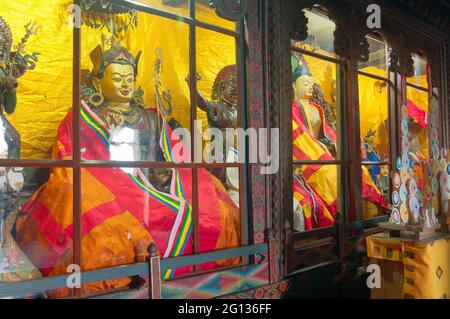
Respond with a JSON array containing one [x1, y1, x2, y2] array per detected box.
[[358, 67, 389, 158], [2, 0, 236, 159], [367, 234, 450, 299], [406, 75, 429, 157]]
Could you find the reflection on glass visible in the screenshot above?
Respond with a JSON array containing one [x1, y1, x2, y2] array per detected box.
[[195, 1, 236, 30], [196, 28, 238, 163], [358, 75, 389, 161], [198, 167, 241, 269], [133, 0, 189, 16], [407, 53, 428, 89], [80, 17, 191, 162], [1, 2, 73, 159], [293, 165, 339, 231], [358, 35, 388, 78], [2, 167, 71, 298], [295, 8, 336, 58], [362, 165, 389, 219]]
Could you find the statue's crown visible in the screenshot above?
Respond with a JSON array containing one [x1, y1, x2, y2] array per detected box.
[[365, 128, 376, 138], [0, 17, 12, 48], [291, 63, 312, 84], [212, 64, 237, 100], [90, 42, 142, 78]]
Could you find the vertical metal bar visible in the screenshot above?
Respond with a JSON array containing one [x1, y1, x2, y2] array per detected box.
[[188, 0, 194, 18], [336, 61, 349, 241], [335, 83, 346, 261], [267, 229, 277, 283], [440, 42, 448, 149], [147, 244, 161, 299], [188, 0, 200, 274], [236, 20, 248, 249], [240, 15, 253, 266], [389, 71, 399, 169], [263, 0, 272, 241], [338, 63, 347, 223], [345, 59, 363, 229], [72, 0, 82, 298]]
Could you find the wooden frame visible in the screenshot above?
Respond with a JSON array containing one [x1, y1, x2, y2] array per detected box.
[[0, 0, 267, 299], [1, 0, 449, 299], [267, 0, 449, 276]]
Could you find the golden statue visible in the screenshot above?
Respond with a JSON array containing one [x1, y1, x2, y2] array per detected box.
[[14, 42, 240, 297]]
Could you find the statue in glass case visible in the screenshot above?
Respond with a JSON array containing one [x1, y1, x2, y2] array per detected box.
[[13, 42, 240, 297], [291, 52, 388, 230], [0, 17, 39, 246], [192, 65, 239, 206], [363, 129, 381, 184], [291, 59, 338, 230]]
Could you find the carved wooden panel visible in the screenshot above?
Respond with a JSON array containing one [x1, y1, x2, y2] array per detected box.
[[446, 38, 450, 148]]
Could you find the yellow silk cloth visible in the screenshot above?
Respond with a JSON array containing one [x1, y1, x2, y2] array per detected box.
[[2, 0, 235, 159], [359, 68, 429, 158], [367, 234, 450, 299], [406, 75, 430, 157]]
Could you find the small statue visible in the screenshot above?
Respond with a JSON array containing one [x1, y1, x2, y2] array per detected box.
[[376, 164, 390, 199], [190, 65, 239, 200], [363, 129, 381, 184], [192, 64, 238, 132], [0, 18, 39, 245], [408, 133, 427, 165]]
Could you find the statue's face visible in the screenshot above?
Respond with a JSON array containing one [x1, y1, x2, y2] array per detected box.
[[293, 75, 314, 100], [408, 134, 419, 152], [96, 63, 135, 104], [219, 77, 238, 106], [365, 134, 375, 145]]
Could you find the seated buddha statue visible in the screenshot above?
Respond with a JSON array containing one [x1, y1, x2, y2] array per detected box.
[[13, 42, 240, 297], [0, 17, 39, 248], [291, 54, 387, 229]]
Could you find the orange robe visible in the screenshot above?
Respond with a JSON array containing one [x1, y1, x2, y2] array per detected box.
[[14, 101, 240, 297]]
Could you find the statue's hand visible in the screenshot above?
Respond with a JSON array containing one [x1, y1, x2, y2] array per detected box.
[[7, 168, 24, 192], [320, 138, 337, 157], [102, 108, 124, 130], [149, 168, 172, 191]]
